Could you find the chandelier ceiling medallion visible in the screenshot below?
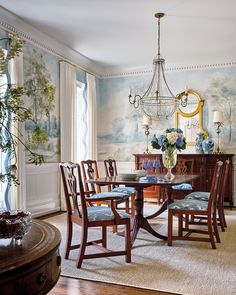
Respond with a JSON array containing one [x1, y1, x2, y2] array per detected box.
[[129, 12, 180, 121]]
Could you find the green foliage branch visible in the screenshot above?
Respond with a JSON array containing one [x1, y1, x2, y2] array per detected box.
[[0, 34, 45, 185]]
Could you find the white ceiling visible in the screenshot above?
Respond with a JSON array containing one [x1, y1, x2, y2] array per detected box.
[[1, 0, 236, 72]]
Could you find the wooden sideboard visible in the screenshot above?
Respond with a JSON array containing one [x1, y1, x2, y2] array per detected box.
[[0, 220, 61, 295], [134, 153, 234, 207]]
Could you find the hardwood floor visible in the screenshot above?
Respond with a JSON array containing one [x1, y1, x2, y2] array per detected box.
[[49, 276, 177, 295]]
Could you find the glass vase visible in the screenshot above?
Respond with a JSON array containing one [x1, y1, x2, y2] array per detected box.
[[162, 149, 177, 180]]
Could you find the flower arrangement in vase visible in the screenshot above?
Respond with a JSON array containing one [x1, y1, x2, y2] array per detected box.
[[151, 128, 186, 180]]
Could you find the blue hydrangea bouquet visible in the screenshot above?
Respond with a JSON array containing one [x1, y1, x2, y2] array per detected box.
[[151, 128, 186, 180]]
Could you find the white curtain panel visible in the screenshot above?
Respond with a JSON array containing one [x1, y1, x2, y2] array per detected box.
[[59, 61, 76, 209], [86, 73, 97, 160], [11, 52, 26, 210]]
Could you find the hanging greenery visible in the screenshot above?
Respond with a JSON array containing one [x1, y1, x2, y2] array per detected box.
[[0, 33, 45, 185]]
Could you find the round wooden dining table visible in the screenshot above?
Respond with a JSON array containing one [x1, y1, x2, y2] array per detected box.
[[87, 174, 200, 245]]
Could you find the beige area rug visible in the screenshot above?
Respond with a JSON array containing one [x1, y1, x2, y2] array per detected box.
[[45, 207, 236, 295]]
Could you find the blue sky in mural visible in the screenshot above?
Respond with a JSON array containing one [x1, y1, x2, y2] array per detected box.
[[97, 66, 236, 161]]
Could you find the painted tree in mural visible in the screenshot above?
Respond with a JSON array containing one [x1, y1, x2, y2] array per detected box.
[[23, 48, 57, 158], [0, 34, 44, 187], [207, 76, 236, 142]]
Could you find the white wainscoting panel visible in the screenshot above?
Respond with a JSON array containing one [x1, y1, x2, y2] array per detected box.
[[25, 163, 60, 217]]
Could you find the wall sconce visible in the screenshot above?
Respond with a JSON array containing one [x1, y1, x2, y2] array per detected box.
[[142, 115, 152, 154], [213, 111, 223, 154]]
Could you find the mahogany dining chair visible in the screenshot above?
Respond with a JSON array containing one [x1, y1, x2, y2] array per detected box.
[[59, 162, 131, 268], [168, 161, 223, 249]]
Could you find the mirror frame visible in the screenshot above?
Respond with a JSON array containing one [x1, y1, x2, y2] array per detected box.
[[175, 89, 208, 146]]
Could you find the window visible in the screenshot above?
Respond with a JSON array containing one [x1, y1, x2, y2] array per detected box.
[[74, 81, 88, 162], [0, 49, 9, 209]]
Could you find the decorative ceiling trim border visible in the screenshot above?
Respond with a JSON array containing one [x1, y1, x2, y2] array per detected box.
[[0, 19, 65, 59], [100, 61, 236, 78], [0, 7, 103, 77]]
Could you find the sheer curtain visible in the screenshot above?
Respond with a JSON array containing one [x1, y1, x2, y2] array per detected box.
[[59, 61, 76, 209], [86, 73, 97, 160]]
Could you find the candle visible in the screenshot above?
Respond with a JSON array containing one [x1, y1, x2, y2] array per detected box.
[[142, 115, 152, 126], [185, 85, 188, 95], [213, 111, 223, 123]]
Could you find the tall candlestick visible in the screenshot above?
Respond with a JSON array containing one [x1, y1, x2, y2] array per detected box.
[[185, 85, 188, 95]]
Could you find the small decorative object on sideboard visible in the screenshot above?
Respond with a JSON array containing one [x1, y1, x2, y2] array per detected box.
[[0, 210, 32, 245], [195, 132, 206, 153], [202, 138, 214, 154]]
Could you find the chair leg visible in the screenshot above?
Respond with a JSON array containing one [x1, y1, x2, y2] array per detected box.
[[178, 214, 183, 237], [185, 214, 189, 230], [219, 193, 227, 228], [207, 215, 216, 249], [76, 226, 88, 268], [131, 194, 135, 217], [125, 198, 129, 214], [218, 205, 225, 232], [168, 209, 173, 246], [113, 203, 118, 233], [65, 220, 73, 259], [222, 208, 227, 228], [102, 226, 107, 248], [125, 220, 131, 263], [213, 210, 221, 243]]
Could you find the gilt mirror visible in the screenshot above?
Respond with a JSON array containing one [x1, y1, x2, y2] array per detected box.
[[175, 89, 208, 145]]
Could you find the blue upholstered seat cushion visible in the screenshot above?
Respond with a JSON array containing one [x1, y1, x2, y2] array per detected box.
[[168, 199, 208, 211], [82, 206, 130, 222], [171, 183, 192, 190], [89, 192, 129, 199], [112, 187, 136, 194], [185, 191, 210, 201]]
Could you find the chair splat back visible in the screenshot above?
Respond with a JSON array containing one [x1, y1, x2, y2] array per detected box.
[[104, 159, 118, 177], [81, 160, 101, 194], [60, 162, 87, 220]]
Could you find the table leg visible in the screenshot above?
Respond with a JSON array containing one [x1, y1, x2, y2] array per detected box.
[[131, 188, 167, 245], [146, 187, 173, 219]]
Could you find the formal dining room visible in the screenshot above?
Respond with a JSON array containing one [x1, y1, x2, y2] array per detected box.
[[0, 1, 236, 295]]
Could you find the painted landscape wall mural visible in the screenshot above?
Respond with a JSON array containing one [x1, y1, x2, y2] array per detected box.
[[97, 66, 236, 161], [23, 43, 60, 163]]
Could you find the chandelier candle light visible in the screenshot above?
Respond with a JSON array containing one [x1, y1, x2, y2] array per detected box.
[[213, 111, 223, 154], [142, 115, 152, 154], [128, 12, 181, 121]]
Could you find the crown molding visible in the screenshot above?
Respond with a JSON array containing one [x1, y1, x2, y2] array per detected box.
[[99, 61, 236, 78], [0, 6, 105, 76]]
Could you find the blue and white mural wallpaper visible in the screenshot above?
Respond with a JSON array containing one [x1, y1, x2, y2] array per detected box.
[[23, 43, 60, 163], [97, 66, 236, 161]]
